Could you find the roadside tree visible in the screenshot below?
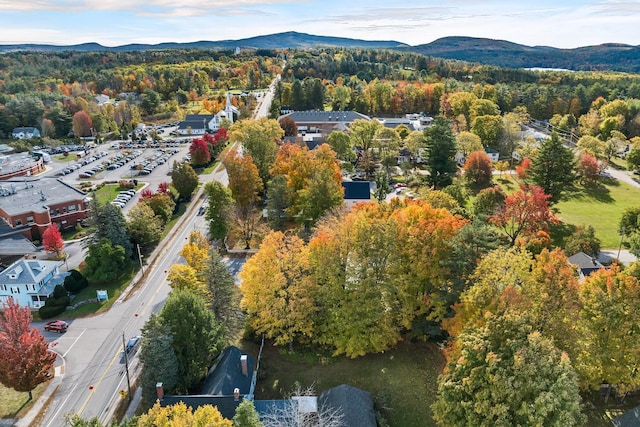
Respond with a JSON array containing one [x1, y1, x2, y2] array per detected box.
[[463, 150, 493, 187], [160, 290, 225, 392], [204, 180, 234, 241], [0, 298, 57, 400], [530, 133, 575, 203], [171, 161, 199, 201]]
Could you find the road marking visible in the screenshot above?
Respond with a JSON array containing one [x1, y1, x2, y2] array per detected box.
[[62, 329, 86, 358], [77, 347, 122, 416], [44, 383, 78, 427]]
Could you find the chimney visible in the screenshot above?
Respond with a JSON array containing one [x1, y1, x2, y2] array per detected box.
[[240, 354, 248, 376], [156, 382, 164, 400], [233, 387, 240, 401]]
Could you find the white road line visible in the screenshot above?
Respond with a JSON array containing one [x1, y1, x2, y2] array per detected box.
[[45, 383, 78, 427], [62, 329, 87, 358]]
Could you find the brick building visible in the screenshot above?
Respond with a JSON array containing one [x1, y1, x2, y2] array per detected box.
[[0, 178, 89, 241]]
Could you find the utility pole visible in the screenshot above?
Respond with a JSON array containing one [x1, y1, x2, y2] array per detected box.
[[137, 243, 144, 275], [122, 332, 132, 401]]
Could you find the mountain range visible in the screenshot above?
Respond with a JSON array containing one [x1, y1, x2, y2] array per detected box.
[[1, 31, 639, 72]]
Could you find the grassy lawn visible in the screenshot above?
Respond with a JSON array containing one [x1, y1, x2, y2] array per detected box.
[[93, 183, 144, 205], [249, 340, 445, 427], [54, 154, 80, 162], [0, 381, 49, 419], [493, 175, 640, 248], [65, 263, 136, 316]]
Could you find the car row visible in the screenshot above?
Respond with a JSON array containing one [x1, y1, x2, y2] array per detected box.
[[112, 190, 136, 209], [57, 151, 109, 176], [136, 150, 177, 176]]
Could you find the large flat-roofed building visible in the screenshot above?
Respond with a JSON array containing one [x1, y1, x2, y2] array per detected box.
[[278, 111, 371, 142], [0, 178, 89, 241], [0, 153, 45, 180]]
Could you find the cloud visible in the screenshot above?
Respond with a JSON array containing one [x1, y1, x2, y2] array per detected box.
[[589, 0, 640, 15], [0, 0, 300, 12]]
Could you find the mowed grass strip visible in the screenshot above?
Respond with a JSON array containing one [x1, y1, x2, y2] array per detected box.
[[251, 340, 445, 427], [0, 382, 48, 418], [494, 176, 640, 249]]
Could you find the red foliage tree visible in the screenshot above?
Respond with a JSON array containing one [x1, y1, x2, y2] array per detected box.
[[140, 188, 154, 199], [490, 185, 558, 246], [0, 298, 57, 400], [279, 117, 298, 137], [213, 128, 228, 145], [577, 153, 600, 184], [516, 157, 531, 181], [72, 111, 92, 137], [42, 224, 64, 257], [157, 182, 170, 194], [463, 150, 493, 187], [189, 137, 211, 167]]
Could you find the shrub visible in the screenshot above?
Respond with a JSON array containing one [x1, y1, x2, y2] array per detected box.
[[63, 269, 89, 294], [39, 304, 66, 319], [53, 284, 68, 299], [118, 180, 135, 190]]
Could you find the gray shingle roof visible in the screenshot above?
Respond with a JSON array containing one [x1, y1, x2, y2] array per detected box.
[[319, 384, 376, 427], [0, 258, 61, 287], [568, 251, 604, 276]]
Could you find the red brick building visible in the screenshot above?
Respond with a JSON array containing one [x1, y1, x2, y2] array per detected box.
[[0, 178, 89, 241]]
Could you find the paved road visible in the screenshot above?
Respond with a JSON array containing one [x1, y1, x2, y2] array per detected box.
[[22, 74, 278, 426]]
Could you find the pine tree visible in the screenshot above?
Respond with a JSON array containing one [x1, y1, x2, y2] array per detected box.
[[424, 117, 457, 189], [530, 133, 575, 202]]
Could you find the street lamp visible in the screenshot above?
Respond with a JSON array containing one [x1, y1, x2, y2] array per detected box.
[[137, 244, 144, 275], [121, 332, 132, 402]]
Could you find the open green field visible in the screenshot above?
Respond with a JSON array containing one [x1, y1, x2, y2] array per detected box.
[[494, 175, 640, 248], [250, 340, 445, 427]]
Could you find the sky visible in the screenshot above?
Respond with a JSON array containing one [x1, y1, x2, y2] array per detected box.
[[0, 0, 639, 49]]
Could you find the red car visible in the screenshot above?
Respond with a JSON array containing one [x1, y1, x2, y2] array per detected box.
[[44, 320, 68, 333]]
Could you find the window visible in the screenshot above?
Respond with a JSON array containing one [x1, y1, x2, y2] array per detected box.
[[15, 219, 22, 226], [10, 287, 20, 294], [26, 216, 34, 223], [26, 284, 36, 292], [68, 205, 76, 212], [55, 209, 60, 215], [0, 284, 6, 291], [62, 207, 67, 213]]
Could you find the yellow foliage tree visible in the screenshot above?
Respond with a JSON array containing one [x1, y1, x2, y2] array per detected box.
[[137, 401, 233, 427]]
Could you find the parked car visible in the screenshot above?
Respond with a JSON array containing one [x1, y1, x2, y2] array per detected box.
[[44, 320, 68, 333]]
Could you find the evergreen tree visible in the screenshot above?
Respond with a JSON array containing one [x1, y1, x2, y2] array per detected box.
[[139, 314, 179, 408], [530, 133, 575, 203], [424, 117, 457, 189], [160, 290, 225, 392], [290, 79, 305, 111], [204, 180, 234, 241], [91, 201, 132, 258], [204, 248, 241, 337], [266, 175, 291, 231]]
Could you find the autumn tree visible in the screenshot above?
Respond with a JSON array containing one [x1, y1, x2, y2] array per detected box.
[[72, 110, 92, 137], [455, 131, 483, 157], [229, 118, 283, 185], [424, 117, 457, 189], [138, 402, 232, 427], [42, 224, 64, 257], [472, 185, 506, 218], [189, 136, 212, 167], [0, 298, 57, 400], [433, 313, 585, 427], [160, 290, 225, 392], [279, 116, 298, 137], [349, 119, 383, 177], [530, 133, 575, 203], [204, 180, 234, 241], [515, 157, 531, 181], [577, 153, 601, 185], [576, 267, 640, 396], [171, 160, 199, 201], [463, 150, 493, 187], [490, 185, 557, 246], [240, 231, 317, 347], [234, 399, 263, 427], [224, 151, 263, 248]]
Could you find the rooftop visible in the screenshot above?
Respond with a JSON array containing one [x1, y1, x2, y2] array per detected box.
[[0, 178, 88, 216], [280, 110, 370, 123]]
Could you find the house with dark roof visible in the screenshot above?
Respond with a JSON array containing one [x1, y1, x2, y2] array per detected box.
[[0, 259, 67, 309], [12, 127, 41, 140], [158, 346, 256, 420], [342, 181, 372, 208], [613, 405, 640, 427], [176, 114, 214, 136], [568, 251, 605, 280], [319, 384, 377, 427]]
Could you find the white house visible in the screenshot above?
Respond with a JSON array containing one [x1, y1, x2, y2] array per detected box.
[[177, 93, 239, 135], [95, 94, 110, 106], [12, 127, 41, 140], [210, 92, 239, 132], [0, 259, 67, 309]]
